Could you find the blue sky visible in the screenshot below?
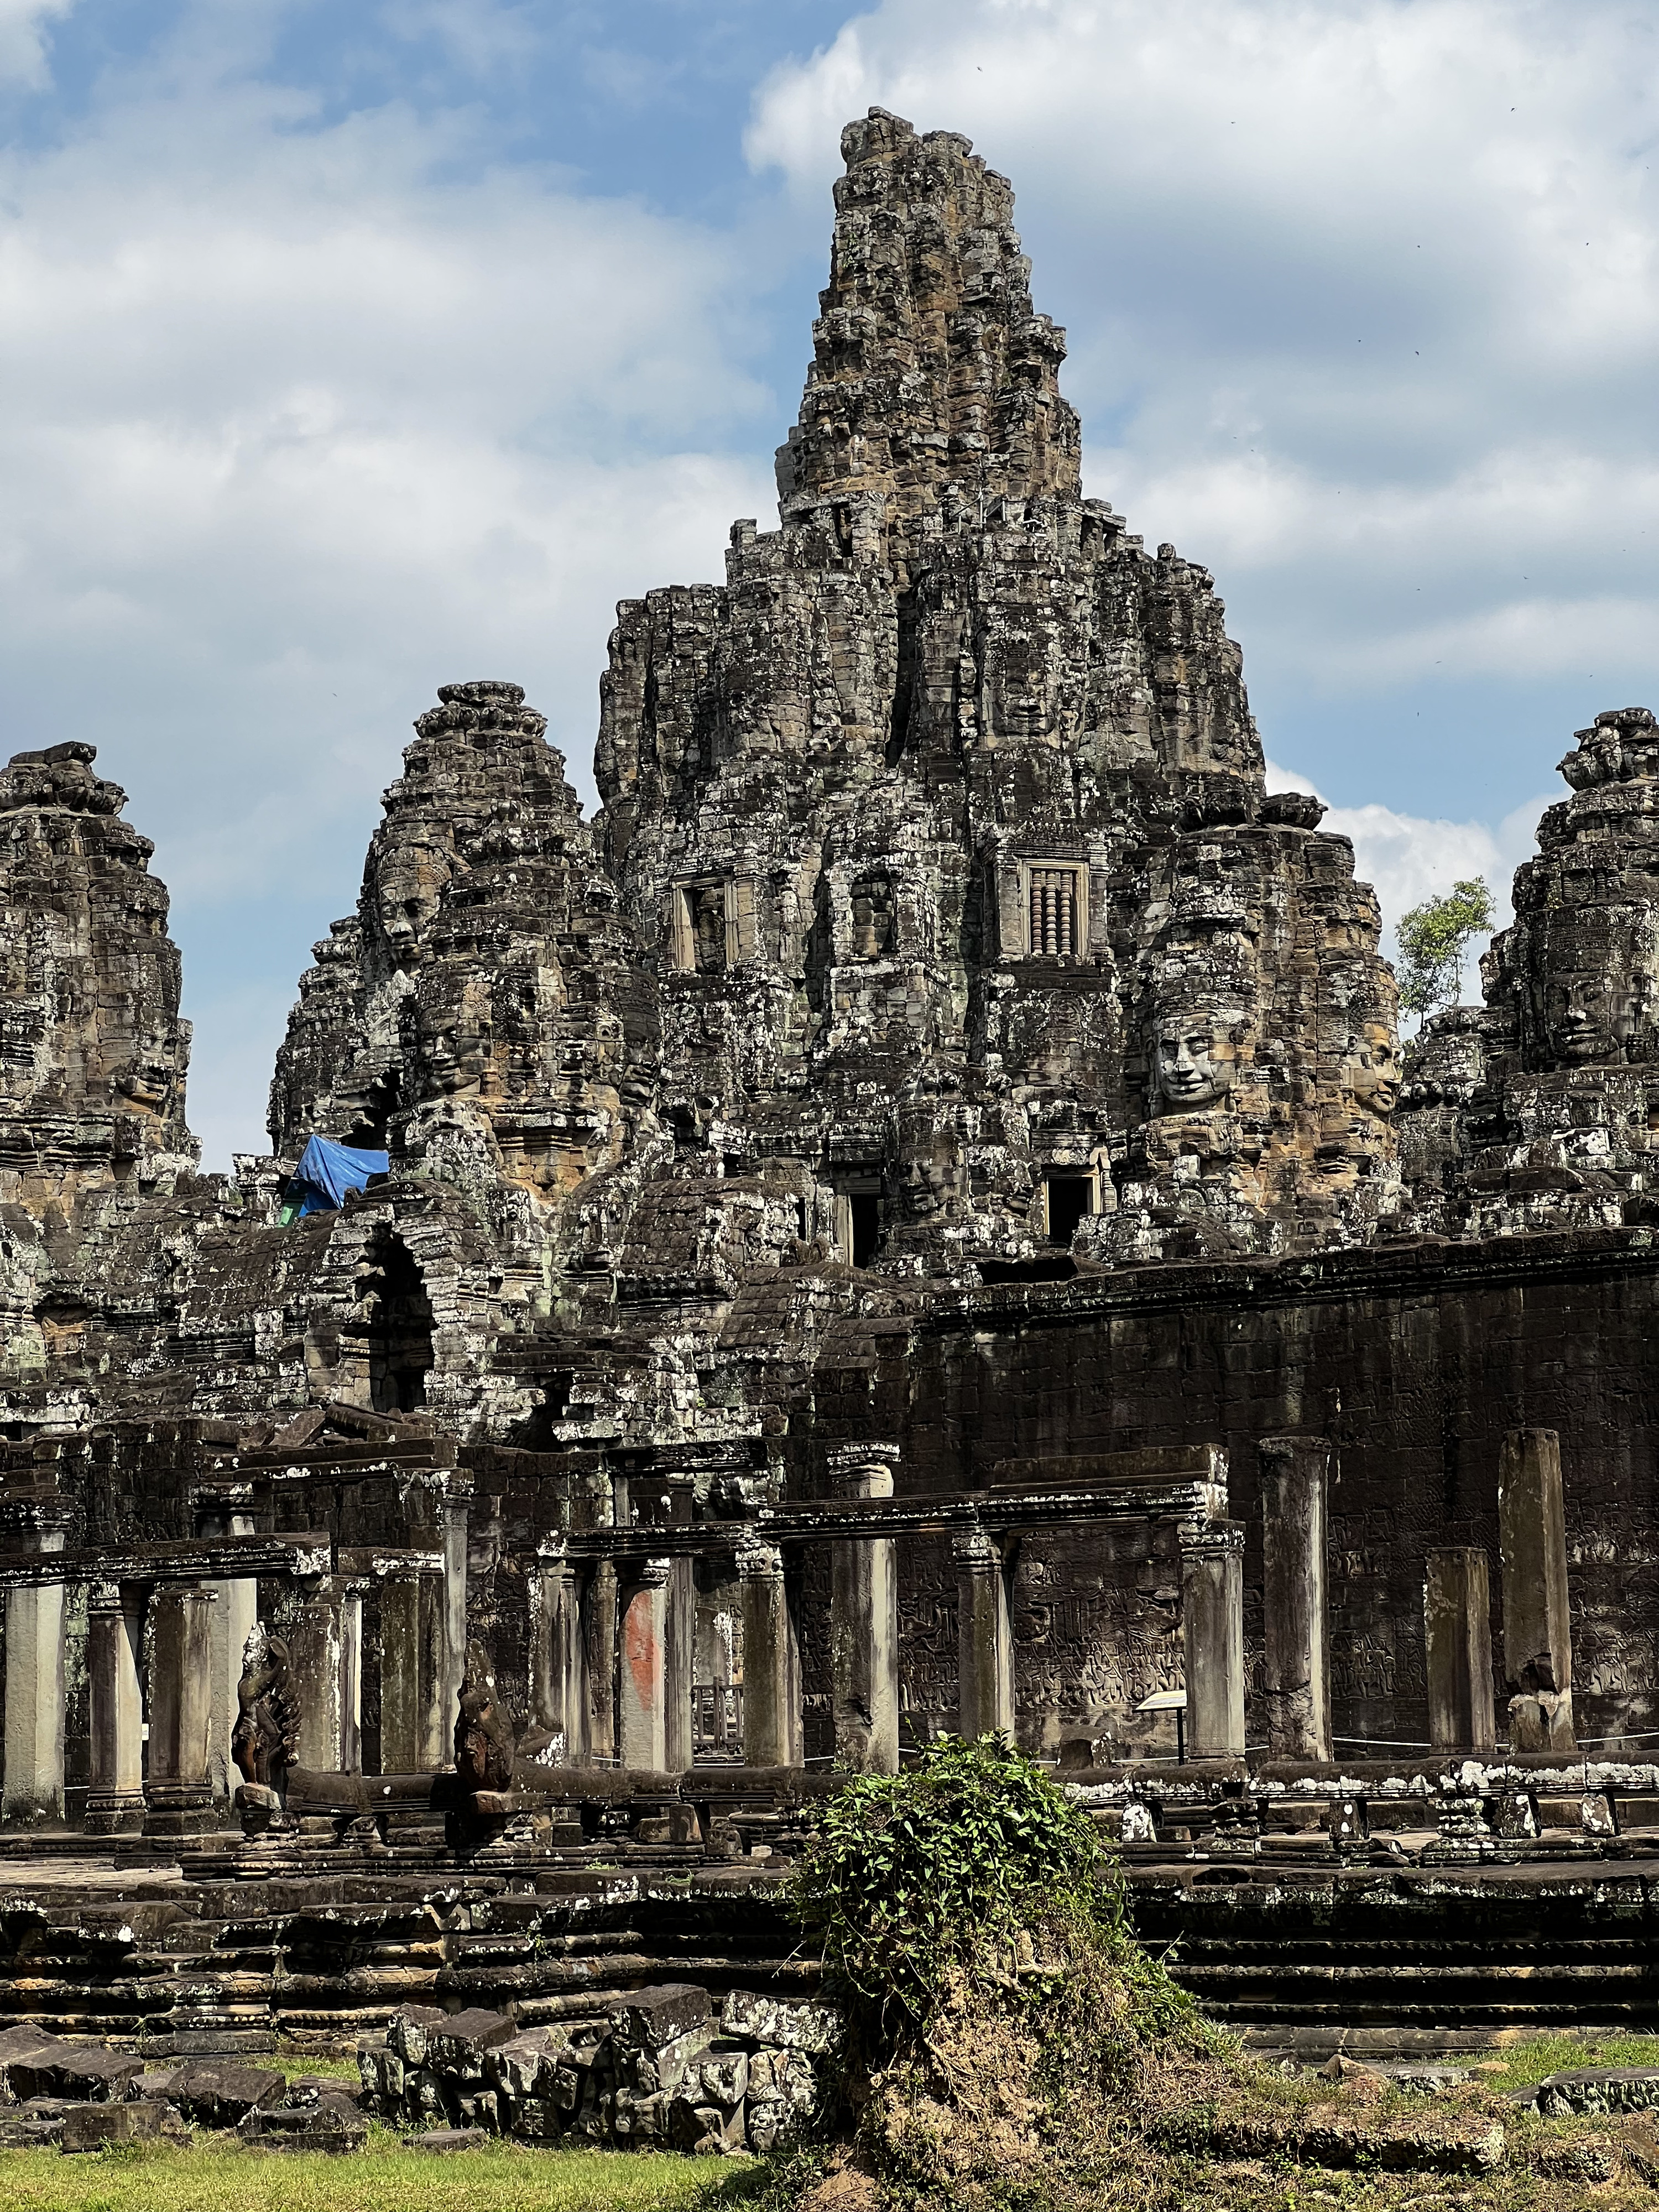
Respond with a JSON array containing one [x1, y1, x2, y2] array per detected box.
[[2, 0, 1656, 1164]]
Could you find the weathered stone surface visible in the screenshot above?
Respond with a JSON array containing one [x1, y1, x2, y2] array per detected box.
[[61, 2100, 173, 2152], [164, 2060, 286, 2127], [8, 100, 1659, 1838]]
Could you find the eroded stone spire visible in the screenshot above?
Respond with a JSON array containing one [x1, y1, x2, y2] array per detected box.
[[0, 739, 196, 1222]]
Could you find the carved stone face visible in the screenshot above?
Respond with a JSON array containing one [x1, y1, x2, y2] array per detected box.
[[1347, 1024, 1400, 1117], [373, 839, 448, 964], [849, 874, 894, 959], [1155, 1015, 1242, 1112], [1542, 970, 1616, 1065]]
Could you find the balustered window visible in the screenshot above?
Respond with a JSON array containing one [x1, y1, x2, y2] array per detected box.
[[1020, 863, 1087, 958]]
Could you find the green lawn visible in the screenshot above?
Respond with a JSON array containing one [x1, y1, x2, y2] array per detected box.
[[0, 2135, 763, 2212]]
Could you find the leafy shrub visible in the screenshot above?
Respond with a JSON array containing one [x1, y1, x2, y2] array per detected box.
[[792, 1735, 1123, 2033]]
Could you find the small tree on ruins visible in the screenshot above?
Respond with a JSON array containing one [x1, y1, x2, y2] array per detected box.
[[1395, 878, 1496, 1028]]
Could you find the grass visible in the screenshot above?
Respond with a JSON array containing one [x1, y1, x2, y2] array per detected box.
[[0, 2132, 763, 2212]]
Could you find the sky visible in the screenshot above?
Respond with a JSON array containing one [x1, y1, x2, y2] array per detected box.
[[2, 0, 1656, 1166]]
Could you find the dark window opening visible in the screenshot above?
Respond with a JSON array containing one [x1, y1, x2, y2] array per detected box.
[[885, 588, 920, 766], [363, 1233, 435, 1415], [1046, 1175, 1093, 1248], [850, 1191, 882, 1268], [690, 882, 728, 973]]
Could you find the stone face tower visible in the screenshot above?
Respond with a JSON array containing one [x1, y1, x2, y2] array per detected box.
[[271, 681, 651, 1217], [0, 740, 196, 1224], [592, 109, 1400, 1269]]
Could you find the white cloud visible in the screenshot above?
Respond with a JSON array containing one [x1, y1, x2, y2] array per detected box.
[[0, 60, 776, 1162], [749, 1, 1659, 727], [1266, 755, 1553, 1007], [0, 0, 71, 86]]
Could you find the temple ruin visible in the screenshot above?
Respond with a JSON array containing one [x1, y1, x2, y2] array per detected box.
[[1, 110, 1658, 2095]]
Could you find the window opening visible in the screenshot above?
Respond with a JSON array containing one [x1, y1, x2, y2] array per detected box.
[[690, 883, 728, 973], [850, 1192, 883, 1268], [1029, 867, 1079, 957], [1045, 1174, 1093, 1248]]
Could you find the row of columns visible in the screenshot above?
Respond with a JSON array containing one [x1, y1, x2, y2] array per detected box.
[[0, 1428, 1581, 1818], [6, 1493, 474, 1831]]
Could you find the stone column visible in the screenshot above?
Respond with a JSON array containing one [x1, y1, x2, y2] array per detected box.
[[288, 1578, 361, 1775], [665, 1556, 696, 1776], [378, 1568, 425, 1773], [145, 1584, 216, 1837], [1, 1506, 71, 1827], [85, 1583, 146, 1834], [198, 1502, 257, 1808], [1498, 1428, 1577, 1752], [1259, 1434, 1333, 1761], [829, 1444, 900, 1773], [531, 1551, 591, 1766], [954, 1529, 1014, 1739], [1424, 1546, 1496, 1752], [441, 1490, 470, 1757], [586, 1563, 618, 1764], [1181, 1521, 1246, 1760], [618, 1560, 671, 1771], [738, 1538, 802, 1768], [417, 1567, 447, 1769]]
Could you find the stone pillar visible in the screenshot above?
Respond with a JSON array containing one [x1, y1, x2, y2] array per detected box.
[[378, 1568, 424, 1773], [618, 1561, 671, 1771], [1, 1509, 70, 1827], [1181, 1521, 1246, 1760], [85, 1583, 146, 1834], [829, 1444, 900, 1773], [199, 1503, 257, 1807], [954, 1529, 1014, 1739], [288, 1579, 361, 1775], [145, 1584, 216, 1837], [531, 1552, 591, 1766], [1424, 1546, 1496, 1753], [665, 1556, 695, 1775], [1498, 1428, 1577, 1752], [441, 1491, 470, 1758], [586, 1563, 618, 1764], [1259, 1434, 1333, 1761], [739, 1538, 802, 1768], [417, 1567, 447, 1770]]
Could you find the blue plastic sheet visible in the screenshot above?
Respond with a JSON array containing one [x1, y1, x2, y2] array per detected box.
[[283, 1134, 389, 1218]]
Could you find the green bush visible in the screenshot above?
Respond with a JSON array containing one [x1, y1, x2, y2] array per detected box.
[[791, 1734, 1124, 2033]]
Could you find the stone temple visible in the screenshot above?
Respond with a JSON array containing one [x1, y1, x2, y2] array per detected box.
[[1, 111, 1658, 2089]]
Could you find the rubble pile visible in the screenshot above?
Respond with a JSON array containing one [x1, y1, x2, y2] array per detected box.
[[358, 1985, 839, 2155]]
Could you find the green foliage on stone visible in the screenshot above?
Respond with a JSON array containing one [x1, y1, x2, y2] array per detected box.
[[790, 1734, 1126, 2033], [1396, 878, 1496, 1022]]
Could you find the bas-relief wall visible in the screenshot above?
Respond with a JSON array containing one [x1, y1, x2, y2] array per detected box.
[[860, 1245, 1659, 1750]]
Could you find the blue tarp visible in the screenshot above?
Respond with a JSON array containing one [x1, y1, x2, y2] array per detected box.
[[283, 1134, 389, 1219]]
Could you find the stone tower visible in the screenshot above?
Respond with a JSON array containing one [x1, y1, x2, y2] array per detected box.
[[592, 109, 1400, 1270], [0, 739, 197, 1225]]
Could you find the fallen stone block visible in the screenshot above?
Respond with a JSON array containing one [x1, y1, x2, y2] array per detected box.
[[1519, 2068, 1659, 2117], [241, 2100, 368, 2154], [0, 2026, 65, 2094], [721, 1990, 843, 2054], [165, 2060, 286, 2128], [485, 2026, 565, 2103], [386, 2006, 447, 2067], [17, 2044, 144, 2104], [613, 1983, 711, 2053], [698, 2041, 750, 2110], [0, 2098, 69, 2147], [412, 2125, 487, 2152], [425, 2008, 517, 2069], [61, 2101, 171, 2153]]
